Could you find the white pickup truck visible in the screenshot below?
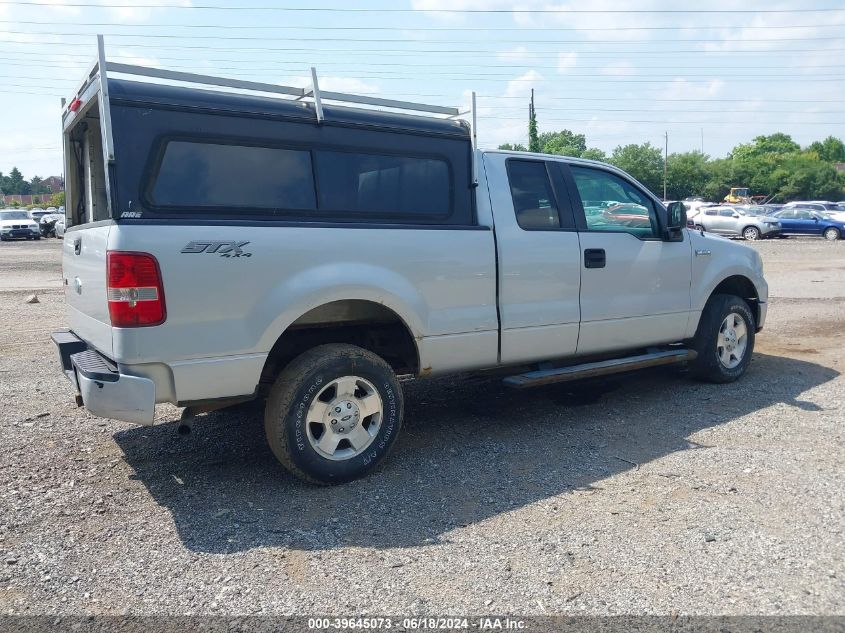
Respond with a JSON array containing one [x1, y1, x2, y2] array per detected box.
[[53, 47, 767, 483]]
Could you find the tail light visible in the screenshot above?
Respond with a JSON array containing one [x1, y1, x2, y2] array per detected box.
[[106, 251, 166, 327]]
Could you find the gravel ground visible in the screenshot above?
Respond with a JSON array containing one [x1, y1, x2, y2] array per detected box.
[[0, 237, 843, 617]]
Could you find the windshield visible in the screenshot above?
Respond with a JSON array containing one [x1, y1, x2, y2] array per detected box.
[[0, 211, 30, 221]]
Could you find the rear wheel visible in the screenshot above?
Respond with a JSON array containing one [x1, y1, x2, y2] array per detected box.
[[264, 343, 403, 484], [742, 226, 760, 241], [689, 294, 755, 383], [824, 227, 840, 241]]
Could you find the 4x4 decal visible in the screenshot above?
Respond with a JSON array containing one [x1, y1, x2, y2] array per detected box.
[[181, 241, 252, 257]]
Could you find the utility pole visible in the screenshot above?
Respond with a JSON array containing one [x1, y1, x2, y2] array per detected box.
[[663, 131, 668, 201]]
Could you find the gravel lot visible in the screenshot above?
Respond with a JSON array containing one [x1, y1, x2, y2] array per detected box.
[[1, 237, 843, 617]]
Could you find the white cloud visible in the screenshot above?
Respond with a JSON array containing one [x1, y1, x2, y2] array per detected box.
[[114, 48, 162, 68], [103, 0, 194, 23], [285, 76, 380, 96], [557, 52, 578, 73], [504, 69, 544, 98]]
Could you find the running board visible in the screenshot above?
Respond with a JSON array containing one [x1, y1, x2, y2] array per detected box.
[[502, 349, 697, 389]]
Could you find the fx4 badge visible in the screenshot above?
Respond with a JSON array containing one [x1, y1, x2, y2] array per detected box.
[[181, 241, 252, 258]]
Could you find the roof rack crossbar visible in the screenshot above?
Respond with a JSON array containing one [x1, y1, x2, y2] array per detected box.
[[105, 62, 306, 99]]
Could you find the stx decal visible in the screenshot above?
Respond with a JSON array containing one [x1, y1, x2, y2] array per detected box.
[[181, 241, 252, 257]]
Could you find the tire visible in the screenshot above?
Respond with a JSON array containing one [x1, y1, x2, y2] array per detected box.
[[742, 226, 760, 241], [33, 236, 41, 241], [264, 343, 404, 484], [824, 227, 840, 241], [689, 294, 755, 383]]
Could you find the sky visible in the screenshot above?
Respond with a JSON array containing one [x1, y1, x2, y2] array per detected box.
[[1, 0, 845, 180]]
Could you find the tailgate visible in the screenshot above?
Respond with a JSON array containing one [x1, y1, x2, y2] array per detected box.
[[63, 225, 113, 357]]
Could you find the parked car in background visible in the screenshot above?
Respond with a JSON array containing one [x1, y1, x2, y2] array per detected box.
[[28, 208, 50, 223], [820, 203, 845, 223], [600, 203, 653, 229], [54, 216, 66, 238], [695, 205, 782, 240], [783, 201, 840, 213], [773, 208, 845, 240], [39, 213, 64, 237], [0, 210, 41, 241]]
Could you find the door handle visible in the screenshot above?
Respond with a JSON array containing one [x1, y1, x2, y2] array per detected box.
[[584, 248, 606, 269], [73, 237, 82, 255]]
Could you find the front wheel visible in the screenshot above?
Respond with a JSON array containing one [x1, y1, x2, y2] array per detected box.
[[824, 227, 840, 241], [689, 294, 755, 383], [742, 226, 760, 241], [264, 344, 404, 484]]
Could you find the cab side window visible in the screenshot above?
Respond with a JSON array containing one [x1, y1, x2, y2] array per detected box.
[[506, 160, 561, 230], [719, 209, 735, 217], [570, 166, 658, 238]]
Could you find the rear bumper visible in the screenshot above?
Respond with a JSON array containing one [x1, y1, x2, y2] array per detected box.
[[51, 330, 155, 425]]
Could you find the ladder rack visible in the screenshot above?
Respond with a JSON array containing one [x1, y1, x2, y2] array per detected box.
[[63, 35, 473, 130]]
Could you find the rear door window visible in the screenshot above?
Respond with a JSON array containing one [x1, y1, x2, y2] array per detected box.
[[150, 141, 316, 210], [505, 160, 561, 230], [313, 151, 450, 218]]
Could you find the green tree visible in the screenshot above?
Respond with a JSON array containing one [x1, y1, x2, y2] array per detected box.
[[609, 142, 664, 196], [528, 102, 540, 153], [51, 192, 66, 207], [666, 151, 709, 200], [807, 136, 845, 163], [580, 147, 608, 162], [498, 143, 527, 151], [539, 130, 586, 157], [6, 167, 25, 195], [29, 175, 50, 195], [731, 133, 800, 161]]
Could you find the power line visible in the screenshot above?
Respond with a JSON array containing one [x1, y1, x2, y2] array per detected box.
[[5, 19, 845, 31], [0, 1, 842, 12], [3, 51, 845, 73], [3, 40, 843, 56], [3, 29, 842, 43]]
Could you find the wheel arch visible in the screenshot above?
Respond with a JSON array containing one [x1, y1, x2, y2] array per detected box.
[[258, 299, 421, 394], [705, 274, 762, 328]]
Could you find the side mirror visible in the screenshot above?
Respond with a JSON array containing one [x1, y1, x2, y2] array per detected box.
[[732, 213, 740, 218], [665, 201, 686, 241]]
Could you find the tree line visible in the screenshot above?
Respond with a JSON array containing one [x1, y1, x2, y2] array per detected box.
[[499, 130, 845, 202], [0, 167, 58, 196]]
